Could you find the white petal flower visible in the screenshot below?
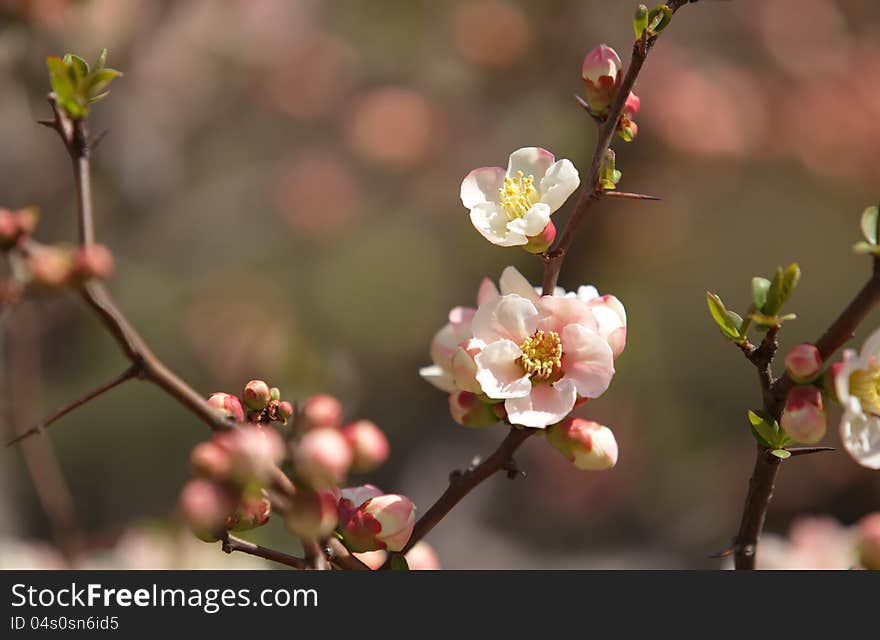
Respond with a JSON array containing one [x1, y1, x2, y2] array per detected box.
[[833, 328, 880, 469], [461, 147, 579, 247]]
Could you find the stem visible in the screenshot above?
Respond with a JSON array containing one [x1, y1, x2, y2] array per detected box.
[[6, 364, 139, 446], [326, 537, 370, 571], [303, 540, 330, 571], [222, 534, 306, 570], [71, 120, 94, 247], [733, 446, 780, 570], [399, 427, 534, 556]]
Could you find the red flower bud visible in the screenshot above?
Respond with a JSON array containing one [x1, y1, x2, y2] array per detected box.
[[277, 400, 294, 421], [0, 209, 18, 249], [780, 387, 827, 444], [227, 491, 272, 532], [341, 420, 390, 473], [179, 479, 236, 542], [301, 393, 344, 430], [284, 489, 339, 540], [27, 245, 73, 287], [242, 379, 272, 411], [207, 392, 246, 423], [546, 418, 619, 470], [72, 244, 114, 280], [217, 425, 286, 486], [523, 220, 556, 254], [14, 207, 39, 236], [189, 440, 231, 480], [337, 486, 416, 553], [785, 343, 823, 383], [291, 427, 352, 488], [582, 44, 622, 115]]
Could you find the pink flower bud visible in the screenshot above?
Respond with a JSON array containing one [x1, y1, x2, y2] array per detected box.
[[242, 379, 272, 411], [292, 427, 353, 488], [449, 391, 499, 428], [284, 489, 339, 540], [523, 220, 556, 254], [207, 392, 245, 422], [227, 491, 272, 532], [582, 44, 622, 114], [341, 420, 390, 473], [780, 387, 827, 444], [0, 209, 18, 249], [71, 244, 114, 280], [546, 418, 619, 470], [338, 487, 416, 553], [27, 246, 73, 287], [179, 479, 235, 542], [857, 513, 880, 570], [616, 92, 640, 142], [785, 343, 823, 383], [405, 541, 441, 570], [14, 207, 39, 236], [189, 440, 231, 480], [301, 393, 344, 430], [219, 425, 286, 486], [276, 400, 294, 421]]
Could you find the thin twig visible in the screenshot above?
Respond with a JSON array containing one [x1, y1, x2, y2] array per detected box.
[[6, 364, 139, 446], [326, 537, 371, 571], [222, 534, 306, 570], [303, 540, 330, 571]]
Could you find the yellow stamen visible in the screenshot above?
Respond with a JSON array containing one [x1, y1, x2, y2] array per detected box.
[[519, 330, 562, 381], [498, 171, 538, 220], [850, 369, 880, 415]]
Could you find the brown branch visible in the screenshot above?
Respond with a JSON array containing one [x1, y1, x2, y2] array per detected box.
[[326, 537, 371, 571], [222, 533, 306, 570], [303, 540, 330, 571], [395, 427, 534, 560], [6, 364, 139, 446], [733, 445, 781, 570]]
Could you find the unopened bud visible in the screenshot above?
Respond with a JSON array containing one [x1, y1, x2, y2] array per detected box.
[[243, 379, 271, 410], [301, 394, 344, 430], [189, 440, 231, 480], [616, 92, 640, 142], [227, 491, 272, 532], [449, 391, 499, 428], [284, 489, 339, 540], [220, 426, 286, 486], [338, 487, 416, 553], [14, 207, 39, 236], [780, 387, 827, 444], [341, 420, 390, 473], [269, 387, 281, 402], [291, 427, 352, 488], [72, 244, 114, 280], [277, 400, 294, 421], [207, 392, 245, 423], [27, 245, 73, 287], [0, 209, 18, 249], [523, 220, 556, 254], [546, 418, 619, 470], [785, 343, 823, 383], [179, 479, 235, 542], [857, 513, 880, 570], [582, 44, 622, 115]]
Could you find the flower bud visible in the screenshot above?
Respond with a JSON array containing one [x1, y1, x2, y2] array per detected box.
[[353, 550, 387, 570], [207, 392, 245, 423], [0, 209, 18, 249], [189, 440, 231, 480], [780, 387, 827, 444], [449, 391, 499, 428], [785, 343, 823, 383], [582, 44, 622, 115], [856, 513, 880, 570], [14, 207, 39, 236], [227, 491, 272, 532], [179, 479, 235, 542], [220, 425, 286, 486], [546, 418, 619, 471], [291, 427, 353, 488], [269, 387, 281, 402], [405, 541, 441, 570], [71, 244, 114, 280], [301, 393, 344, 430], [276, 400, 294, 421], [284, 489, 339, 540], [27, 246, 73, 287], [338, 487, 416, 553], [616, 92, 640, 142], [242, 379, 272, 411], [523, 220, 556, 254], [341, 420, 390, 473]]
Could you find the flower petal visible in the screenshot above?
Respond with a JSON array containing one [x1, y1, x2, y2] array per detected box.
[[499, 266, 540, 303], [419, 365, 457, 393], [469, 203, 526, 247], [474, 339, 532, 399], [860, 326, 880, 366], [477, 277, 500, 306], [840, 410, 880, 470], [461, 166, 505, 208], [834, 349, 859, 408], [505, 378, 577, 428], [537, 295, 598, 334], [507, 203, 551, 237], [539, 159, 580, 212], [506, 147, 555, 181], [560, 323, 615, 398], [472, 294, 539, 343]]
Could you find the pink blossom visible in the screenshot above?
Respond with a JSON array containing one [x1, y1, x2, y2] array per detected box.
[[781, 387, 827, 444], [301, 394, 344, 430], [242, 379, 271, 411], [546, 418, 619, 470], [291, 427, 353, 488], [284, 489, 339, 541], [582, 44, 622, 114], [207, 392, 245, 423], [341, 420, 390, 473], [785, 343, 823, 383], [337, 486, 416, 553]]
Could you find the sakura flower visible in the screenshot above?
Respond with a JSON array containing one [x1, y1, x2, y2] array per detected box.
[[834, 327, 880, 469], [472, 292, 614, 428], [461, 147, 579, 247]]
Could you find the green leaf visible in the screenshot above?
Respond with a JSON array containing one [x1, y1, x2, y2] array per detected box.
[[751, 277, 770, 312], [770, 449, 791, 460], [63, 53, 90, 82], [47, 56, 85, 119], [85, 68, 123, 99], [390, 554, 409, 571], [647, 5, 673, 34], [748, 410, 782, 449], [764, 263, 800, 316], [860, 205, 880, 244], [706, 292, 742, 341], [633, 4, 649, 40], [94, 48, 108, 71]]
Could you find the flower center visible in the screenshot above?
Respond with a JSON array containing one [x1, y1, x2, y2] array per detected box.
[[498, 171, 538, 220], [850, 368, 880, 415], [519, 330, 562, 381]]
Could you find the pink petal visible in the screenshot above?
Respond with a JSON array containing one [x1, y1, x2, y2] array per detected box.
[[561, 324, 615, 398], [474, 339, 532, 399], [460, 166, 505, 208], [505, 378, 578, 428]]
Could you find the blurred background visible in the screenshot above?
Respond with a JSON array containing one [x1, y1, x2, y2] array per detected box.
[[1, 0, 880, 569]]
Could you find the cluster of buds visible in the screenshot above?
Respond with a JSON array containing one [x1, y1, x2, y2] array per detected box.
[[0, 206, 38, 251], [180, 425, 285, 542], [581, 45, 640, 142], [289, 393, 390, 488], [207, 379, 294, 426]]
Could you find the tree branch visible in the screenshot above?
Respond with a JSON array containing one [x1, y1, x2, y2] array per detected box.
[[326, 537, 371, 571], [222, 534, 306, 570]]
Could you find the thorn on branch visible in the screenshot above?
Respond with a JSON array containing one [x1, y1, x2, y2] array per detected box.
[[787, 446, 835, 458], [602, 191, 662, 201], [90, 129, 110, 150], [709, 539, 742, 559]]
